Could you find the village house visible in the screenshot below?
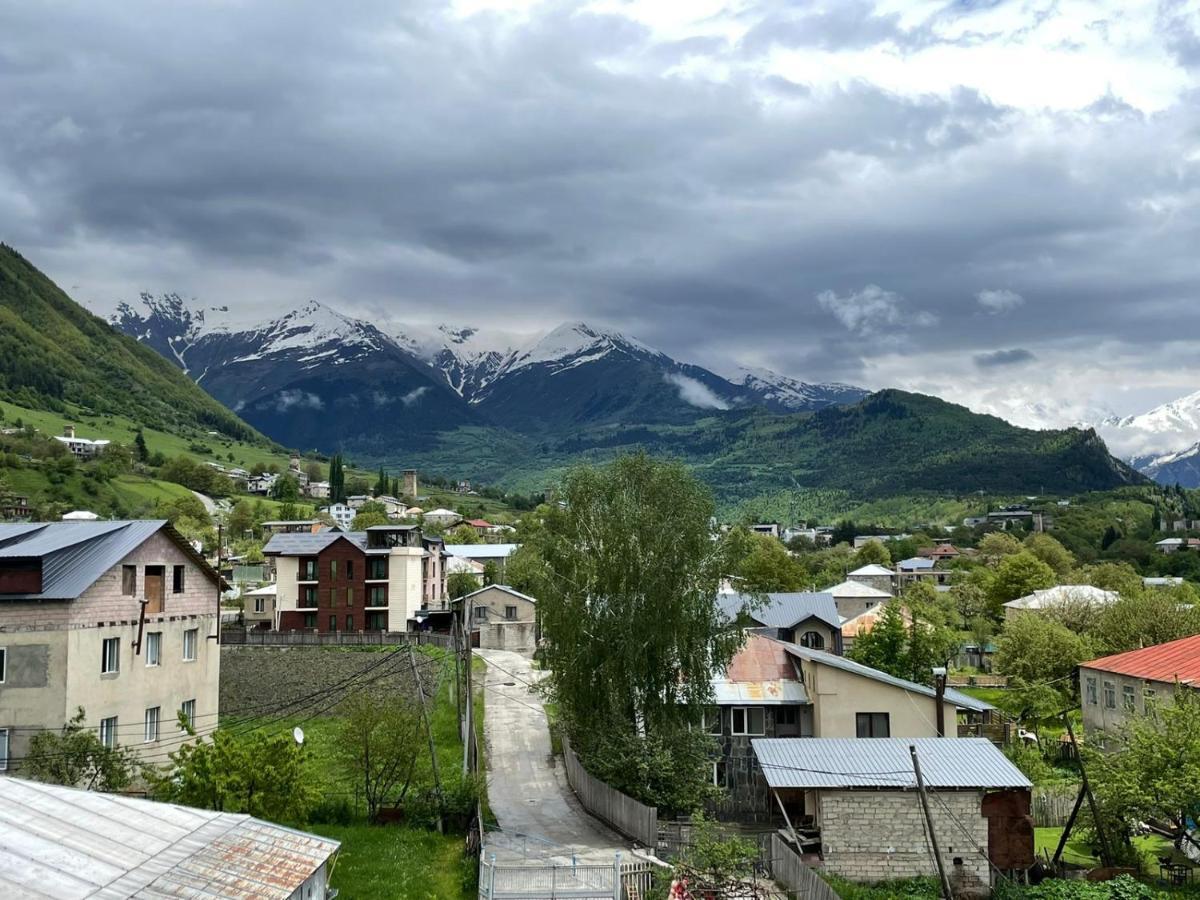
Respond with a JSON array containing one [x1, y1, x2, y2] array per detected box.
[[840, 604, 912, 654], [264, 525, 446, 633], [845, 563, 895, 594], [241, 583, 276, 630], [752, 737, 1032, 888], [246, 472, 277, 495], [1156, 537, 1186, 554], [457, 584, 539, 654], [896, 556, 953, 589], [0, 495, 33, 522], [822, 579, 893, 621], [444, 542, 519, 582], [53, 424, 110, 459], [0, 521, 222, 772], [465, 518, 498, 537], [321, 502, 355, 530], [1002, 584, 1120, 620], [705, 633, 995, 819], [1079, 634, 1200, 736], [751, 522, 781, 538], [0, 776, 340, 899], [423, 507, 463, 528], [260, 519, 325, 536], [718, 592, 842, 651], [306, 480, 331, 499], [918, 543, 961, 561]]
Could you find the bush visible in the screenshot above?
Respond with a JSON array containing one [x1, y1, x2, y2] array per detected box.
[[310, 795, 356, 825]]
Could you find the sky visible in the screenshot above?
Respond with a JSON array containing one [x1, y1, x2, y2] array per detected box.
[[3, 0, 1200, 441]]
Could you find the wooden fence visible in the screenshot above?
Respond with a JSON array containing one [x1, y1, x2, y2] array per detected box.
[[769, 834, 841, 900], [220, 627, 453, 649], [561, 736, 658, 848], [1032, 787, 1079, 827]]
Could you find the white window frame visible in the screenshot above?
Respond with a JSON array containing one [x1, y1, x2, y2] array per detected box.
[[1122, 684, 1136, 711], [183, 628, 197, 662], [101, 637, 120, 674], [181, 699, 196, 730], [254, 597, 265, 614], [100, 717, 118, 749], [144, 707, 160, 743], [1085, 677, 1097, 705], [0, 728, 8, 771], [1103, 681, 1116, 709], [145, 632, 161, 667], [731, 707, 766, 736]]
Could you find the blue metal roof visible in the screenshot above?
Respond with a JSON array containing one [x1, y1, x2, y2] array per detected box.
[[781, 643, 994, 713], [752, 737, 1031, 790], [718, 592, 841, 631]]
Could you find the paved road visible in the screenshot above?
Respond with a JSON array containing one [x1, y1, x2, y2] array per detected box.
[[476, 649, 627, 864]]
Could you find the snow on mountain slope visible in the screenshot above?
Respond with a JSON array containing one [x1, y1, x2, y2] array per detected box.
[[1133, 441, 1200, 487], [725, 365, 868, 410], [1099, 389, 1200, 457], [506, 321, 666, 374]]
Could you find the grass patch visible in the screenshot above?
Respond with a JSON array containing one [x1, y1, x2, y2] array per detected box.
[[311, 823, 474, 899], [1033, 826, 1178, 872]]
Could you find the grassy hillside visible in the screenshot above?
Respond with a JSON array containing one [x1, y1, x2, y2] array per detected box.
[[0, 244, 268, 443]]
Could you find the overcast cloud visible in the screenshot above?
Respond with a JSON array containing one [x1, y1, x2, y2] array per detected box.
[[3, 0, 1200, 432]]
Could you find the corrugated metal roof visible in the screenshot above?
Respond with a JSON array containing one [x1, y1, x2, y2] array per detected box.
[[444, 543, 519, 558], [1003, 585, 1119, 611], [0, 777, 339, 899], [1082, 634, 1200, 685], [781, 643, 994, 712], [264, 531, 365, 555], [823, 580, 893, 599], [897, 557, 935, 570], [848, 564, 894, 576], [714, 680, 809, 705], [751, 737, 1031, 790], [718, 591, 841, 631], [456, 584, 538, 605], [0, 521, 198, 601]]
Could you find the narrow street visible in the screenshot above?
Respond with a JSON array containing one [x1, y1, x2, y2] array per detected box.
[[475, 649, 628, 865]]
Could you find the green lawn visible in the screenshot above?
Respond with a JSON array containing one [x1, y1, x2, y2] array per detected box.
[[1034, 826, 1179, 871], [311, 823, 474, 899]]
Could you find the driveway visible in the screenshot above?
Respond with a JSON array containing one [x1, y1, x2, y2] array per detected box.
[[475, 649, 628, 864]]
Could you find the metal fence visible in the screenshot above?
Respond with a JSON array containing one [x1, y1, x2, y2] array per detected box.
[[561, 736, 658, 848], [478, 855, 658, 899], [219, 627, 453, 649], [769, 835, 841, 900]]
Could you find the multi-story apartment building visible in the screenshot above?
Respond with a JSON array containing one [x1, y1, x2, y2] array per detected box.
[[0, 521, 221, 773], [264, 525, 446, 633]]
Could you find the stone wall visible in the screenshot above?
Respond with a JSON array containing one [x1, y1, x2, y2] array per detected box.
[[819, 789, 989, 890], [478, 621, 536, 654], [219, 646, 419, 716]]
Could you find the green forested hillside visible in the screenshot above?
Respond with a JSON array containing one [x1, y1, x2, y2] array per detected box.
[[0, 244, 263, 441]]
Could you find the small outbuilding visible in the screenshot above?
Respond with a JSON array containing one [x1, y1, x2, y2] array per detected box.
[[458, 584, 539, 654]]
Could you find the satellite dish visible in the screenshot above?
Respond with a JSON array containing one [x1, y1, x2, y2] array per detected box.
[[293, 727, 305, 746]]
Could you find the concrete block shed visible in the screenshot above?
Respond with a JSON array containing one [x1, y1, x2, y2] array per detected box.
[[752, 737, 1033, 890]]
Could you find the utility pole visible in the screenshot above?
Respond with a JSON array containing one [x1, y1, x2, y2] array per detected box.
[[1064, 713, 1112, 867], [409, 644, 444, 832], [933, 666, 947, 738], [910, 745, 953, 900]]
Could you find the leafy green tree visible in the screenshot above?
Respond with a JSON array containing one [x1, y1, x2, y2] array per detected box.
[[352, 509, 389, 530], [374, 466, 389, 497], [1074, 561, 1144, 597], [328, 453, 345, 502], [854, 539, 891, 567], [1023, 533, 1076, 580], [1100, 525, 1121, 551], [269, 473, 301, 502], [133, 429, 149, 463], [988, 551, 1057, 611], [830, 519, 857, 546], [226, 499, 256, 540], [156, 493, 211, 526], [482, 560, 500, 586], [335, 690, 424, 822], [445, 523, 481, 545], [447, 571, 480, 599], [24, 707, 142, 791], [848, 600, 909, 677], [977, 531, 1023, 562], [155, 725, 318, 824], [993, 613, 1091, 695], [1092, 587, 1200, 656], [731, 529, 806, 592], [532, 454, 744, 736], [850, 586, 960, 686]]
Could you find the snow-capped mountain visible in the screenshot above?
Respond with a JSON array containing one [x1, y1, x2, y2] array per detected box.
[[105, 295, 868, 452], [1097, 389, 1200, 459], [1132, 442, 1200, 487]]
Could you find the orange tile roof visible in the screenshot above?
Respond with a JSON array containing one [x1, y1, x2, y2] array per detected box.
[[1082, 634, 1200, 685]]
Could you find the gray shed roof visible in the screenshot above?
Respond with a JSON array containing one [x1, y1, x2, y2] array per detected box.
[[0, 776, 339, 899], [781, 644, 994, 713], [0, 521, 216, 601], [718, 592, 841, 631], [752, 737, 1031, 790]]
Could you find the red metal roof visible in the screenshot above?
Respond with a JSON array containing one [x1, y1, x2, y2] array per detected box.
[[726, 633, 798, 683], [467, 519, 493, 528], [1082, 634, 1200, 685]]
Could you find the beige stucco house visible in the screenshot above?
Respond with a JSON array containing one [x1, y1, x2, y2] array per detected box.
[[1080, 634, 1200, 736], [0, 521, 222, 773], [458, 585, 539, 654]]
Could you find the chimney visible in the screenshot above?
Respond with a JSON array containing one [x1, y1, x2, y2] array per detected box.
[[63, 424, 76, 439]]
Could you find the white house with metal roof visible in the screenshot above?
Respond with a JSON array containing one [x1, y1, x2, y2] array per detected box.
[[0, 521, 222, 773], [821, 579, 894, 621], [718, 591, 843, 652], [1002, 584, 1120, 620], [753, 737, 1032, 888], [0, 776, 339, 899], [845, 563, 895, 594]]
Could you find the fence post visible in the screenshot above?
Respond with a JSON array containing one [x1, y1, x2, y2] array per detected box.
[[488, 853, 497, 900], [613, 851, 622, 900]]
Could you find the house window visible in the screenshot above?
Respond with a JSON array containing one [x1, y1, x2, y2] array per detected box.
[[302, 586, 318, 608], [1085, 677, 1097, 705], [122, 565, 137, 595], [366, 611, 388, 631], [0, 647, 5, 683], [731, 707, 765, 736], [329, 615, 337, 631], [254, 597, 265, 614], [145, 632, 161, 667], [1103, 682, 1116, 709], [0, 729, 8, 771], [505, 605, 517, 620], [181, 699, 195, 730], [474, 606, 487, 621], [1144, 687, 1158, 709], [367, 586, 386, 606], [1123, 685, 1136, 711], [330, 559, 338, 579], [183, 628, 197, 662], [346, 560, 354, 580], [301, 559, 318, 580], [172, 565, 185, 594], [346, 615, 354, 631], [711, 760, 726, 787], [144, 707, 160, 742], [799, 630, 825, 650], [368, 557, 388, 579], [328, 588, 338, 609], [777, 707, 798, 726], [702, 706, 721, 735], [100, 717, 118, 749], [856, 712, 891, 738], [101, 637, 120, 674], [303, 612, 317, 629], [347, 588, 354, 606]]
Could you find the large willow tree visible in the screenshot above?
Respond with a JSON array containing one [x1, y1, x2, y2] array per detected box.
[[530, 453, 743, 737]]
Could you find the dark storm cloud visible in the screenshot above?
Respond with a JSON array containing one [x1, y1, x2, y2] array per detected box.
[[974, 348, 1036, 369], [1, 0, 1199, 393]]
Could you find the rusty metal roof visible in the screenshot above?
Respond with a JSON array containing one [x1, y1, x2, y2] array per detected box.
[[1082, 633, 1200, 686], [714, 633, 809, 705], [0, 777, 339, 899]]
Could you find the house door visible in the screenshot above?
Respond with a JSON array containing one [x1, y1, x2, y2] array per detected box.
[[144, 566, 165, 614]]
